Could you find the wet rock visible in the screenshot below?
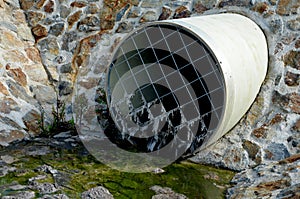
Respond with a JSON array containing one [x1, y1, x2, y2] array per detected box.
[[150, 185, 187, 199], [287, 17, 300, 31], [32, 24, 48, 40], [1, 191, 35, 199], [218, 0, 251, 7], [158, 6, 172, 20], [285, 71, 299, 86], [173, 6, 191, 19], [140, 11, 157, 23], [264, 143, 290, 161], [68, 11, 82, 29], [81, 186, 114, 199], [283, 51, 300, 69], [277, 0, 300, 15], [49, 23, 65, 36], [44, 0, 54, 13]]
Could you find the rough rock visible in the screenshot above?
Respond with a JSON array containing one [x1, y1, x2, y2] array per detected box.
[[81, 186, 114, 199], [1, 191, 35, 199], [150, 185, 188, 199], [227, 155, 300, 198]]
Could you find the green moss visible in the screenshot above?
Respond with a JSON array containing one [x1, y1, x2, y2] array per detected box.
[[0, 144, 235, 198]]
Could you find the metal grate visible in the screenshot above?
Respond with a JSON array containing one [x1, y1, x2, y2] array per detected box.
[[106, 24, 225, 154]]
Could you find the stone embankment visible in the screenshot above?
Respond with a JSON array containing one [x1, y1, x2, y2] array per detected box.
[[0, 0, 299, 198]]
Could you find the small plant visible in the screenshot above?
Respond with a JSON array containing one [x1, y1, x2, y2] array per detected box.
[[39, 98, 76, 137]]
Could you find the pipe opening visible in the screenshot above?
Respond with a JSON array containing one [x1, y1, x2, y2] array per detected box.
[[105, 24, 226, 154]]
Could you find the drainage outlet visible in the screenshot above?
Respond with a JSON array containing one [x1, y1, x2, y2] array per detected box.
[[106, 13, 268, 155]]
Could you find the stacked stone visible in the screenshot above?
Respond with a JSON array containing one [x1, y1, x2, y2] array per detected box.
[[0, 0, 299, 197], [0, 0, 56, 146]]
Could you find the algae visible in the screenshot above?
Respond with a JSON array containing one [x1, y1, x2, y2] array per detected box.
[[0, 140, 235, 198]]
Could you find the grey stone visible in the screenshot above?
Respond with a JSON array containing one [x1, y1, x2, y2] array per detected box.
[[116, 4, 130, 21], [49, 23, 65, 36], [264, 143, 290, 161], [38, 194, 69, 199], [141, 0, 163, 8], [1, 155, 16, 164], [193, 0, 218, 9], [115, 22, 133, 33], [60, 5, 71, 19], [0, 21, 18, 32], [140, 11, 158, 23], [81, 186, 114, 199], [150, 185, 187, 199], [0, 166, 17, 177], [2, 191, 35, 199], [58, 81, 73, 96], [33, 85, 56, 104], [218, 0, 251, 7], [287, 18, 300, 31], [25, 146, 51, 156], [60, 63, 72, 73], [30, 182, 58, 194]]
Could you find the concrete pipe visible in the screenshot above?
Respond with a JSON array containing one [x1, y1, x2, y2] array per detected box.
[[106, 13, 268, 156]]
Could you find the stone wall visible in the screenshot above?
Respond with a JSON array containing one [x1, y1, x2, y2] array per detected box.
[[0, 0, 299, 197], [0, 0, 56, 146], [0, 0, 299, 169]]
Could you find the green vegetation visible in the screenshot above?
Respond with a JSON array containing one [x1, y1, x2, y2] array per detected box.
[[39, 99, 76, 137], [0, 142, 235, 199]]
